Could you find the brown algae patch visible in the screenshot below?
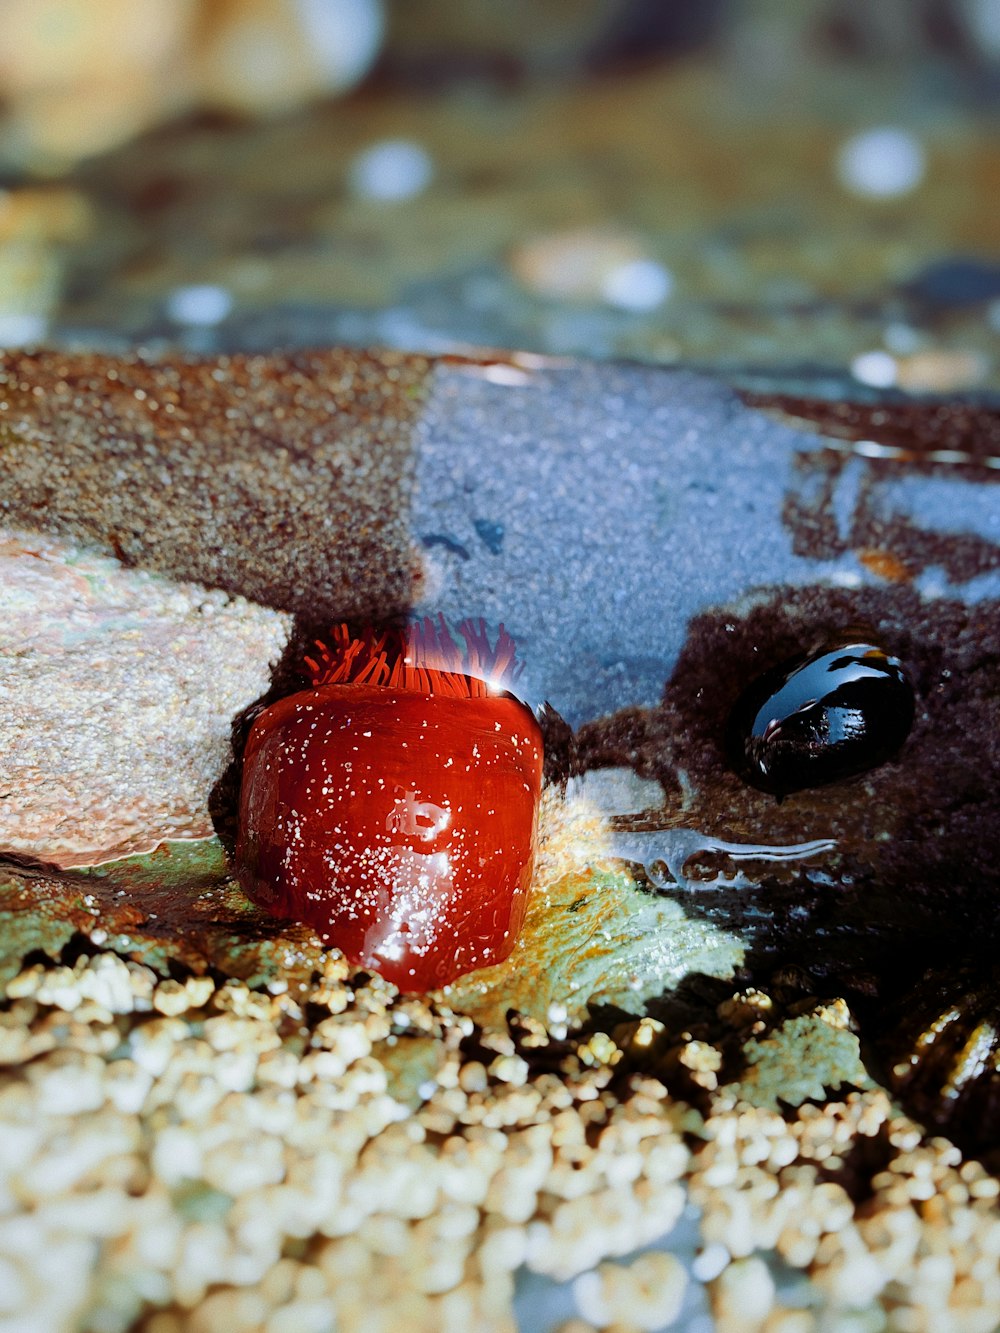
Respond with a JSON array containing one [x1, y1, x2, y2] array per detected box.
[[0, 528, 290, 867]]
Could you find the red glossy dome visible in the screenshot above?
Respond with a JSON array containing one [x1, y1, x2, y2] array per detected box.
[[235, 620, 544, 990]]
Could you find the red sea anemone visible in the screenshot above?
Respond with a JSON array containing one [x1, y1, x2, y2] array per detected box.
[[235, 618, 544, 990]]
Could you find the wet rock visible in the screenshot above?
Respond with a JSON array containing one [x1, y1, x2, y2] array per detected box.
[[0, 528, 289, 867], [0, 0, 384, 171], [903, 257, 1000, 310]]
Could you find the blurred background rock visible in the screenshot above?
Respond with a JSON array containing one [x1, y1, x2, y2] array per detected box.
[[0, 0, 384, 168], [0, 0, 997, 391]]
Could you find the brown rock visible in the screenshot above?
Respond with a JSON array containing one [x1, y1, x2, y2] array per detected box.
[[0, 347, 429, 624]]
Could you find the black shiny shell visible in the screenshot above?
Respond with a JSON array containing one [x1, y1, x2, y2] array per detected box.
[[877, 963, 1000, 1159], [727, 640, 914, 796]]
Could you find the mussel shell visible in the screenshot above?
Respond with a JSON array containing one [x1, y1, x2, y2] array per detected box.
[[875, 964, 1000, 1158], [727, 640, 914, 796]]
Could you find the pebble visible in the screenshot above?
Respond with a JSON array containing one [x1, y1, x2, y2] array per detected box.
[[0, 0, 385, 169], [0, 181, 84, 335], [600, 259, 674, 312], [850, 349, 898, 388], [836, 127, 926, 199], [893, 349, 988, 393], [0, 313, 47, 348], [198, 0, 384, 117], [963, 0, 1000, 56], [165, 284, 234, 328], [347, 139, 435, 202], [509, 227, 663, 307], [0, 0, 193, 165]]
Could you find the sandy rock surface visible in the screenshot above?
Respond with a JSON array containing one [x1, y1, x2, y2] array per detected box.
[[0, 527, 290, 866]]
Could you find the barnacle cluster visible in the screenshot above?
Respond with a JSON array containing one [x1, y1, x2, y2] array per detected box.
[[4, 952, 1000, 1331]]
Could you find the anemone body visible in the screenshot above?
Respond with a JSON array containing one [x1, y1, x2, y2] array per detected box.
[[236, 620, 543, 989]]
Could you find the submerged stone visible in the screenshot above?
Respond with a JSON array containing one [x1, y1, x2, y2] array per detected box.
[[727, 640, 915, 797]]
